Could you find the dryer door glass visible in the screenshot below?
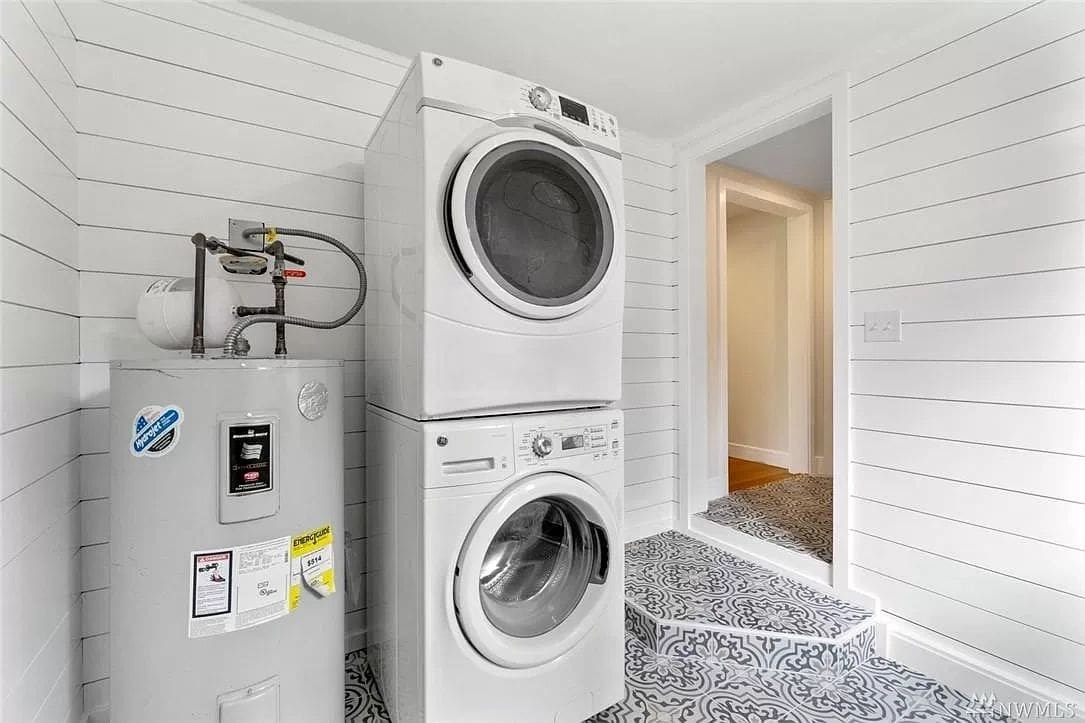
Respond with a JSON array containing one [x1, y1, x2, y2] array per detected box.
[[478, 496, 606, 638], [462, 141, 614, 309]]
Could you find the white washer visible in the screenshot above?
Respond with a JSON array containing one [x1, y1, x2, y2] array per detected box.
[[366, 405, 625, 722], [364, 53, 626, 420]]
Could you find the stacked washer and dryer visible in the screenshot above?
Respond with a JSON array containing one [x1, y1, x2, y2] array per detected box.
[[364, 54, 627, 722]]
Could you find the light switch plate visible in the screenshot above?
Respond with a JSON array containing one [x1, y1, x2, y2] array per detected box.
[[864, 310, 902, 342]]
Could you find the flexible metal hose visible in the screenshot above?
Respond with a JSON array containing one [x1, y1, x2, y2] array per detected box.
[[222, 227, 366, 357]]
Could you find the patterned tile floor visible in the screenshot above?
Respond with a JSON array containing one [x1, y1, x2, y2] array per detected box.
[[344, 531, 1012, 722], [589, 635, 1014, 723], [626, 531, 868, 639], [697, 474, 833, 564], [345, 650, 389, 722], [344, 638, 1014, 722]]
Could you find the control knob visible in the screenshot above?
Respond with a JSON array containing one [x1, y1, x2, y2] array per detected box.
[[528, 85, 552, 111], [531, 435, 553, 458]]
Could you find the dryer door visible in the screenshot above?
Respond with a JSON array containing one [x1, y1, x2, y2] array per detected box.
[[454, 472, 618, 669], [448, 129, 617, 320]]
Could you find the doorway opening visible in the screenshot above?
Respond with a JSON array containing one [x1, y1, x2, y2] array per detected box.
[[678, 90, 846, 587]]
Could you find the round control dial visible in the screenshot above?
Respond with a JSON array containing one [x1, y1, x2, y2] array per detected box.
[[531, 435, 553, 458], [528, 86, 552, 111]]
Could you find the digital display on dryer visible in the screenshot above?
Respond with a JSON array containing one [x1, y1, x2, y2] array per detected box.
[[559, 96, 589, 125], [561, 434, 585, 451]]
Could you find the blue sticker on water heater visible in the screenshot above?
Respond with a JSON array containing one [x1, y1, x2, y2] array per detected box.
[[131, 404, 185, 458]]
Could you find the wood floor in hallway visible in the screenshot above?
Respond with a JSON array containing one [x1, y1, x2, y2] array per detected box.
[[728, 457, 792, 491]]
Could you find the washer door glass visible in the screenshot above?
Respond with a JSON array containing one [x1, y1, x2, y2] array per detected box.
[[462, 140, 614, 310], [478, 496, 607, 638]]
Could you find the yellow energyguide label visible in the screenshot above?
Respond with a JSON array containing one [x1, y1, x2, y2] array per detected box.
[[290, 523, 336, 610]]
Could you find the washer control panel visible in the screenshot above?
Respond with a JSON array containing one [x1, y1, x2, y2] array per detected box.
[[516, 413, 622, 468], [519, 83, 619, 140]]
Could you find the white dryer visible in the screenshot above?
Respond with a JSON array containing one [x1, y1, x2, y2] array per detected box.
[[366, 405, 625, 722], [365, 53, 626, 420]]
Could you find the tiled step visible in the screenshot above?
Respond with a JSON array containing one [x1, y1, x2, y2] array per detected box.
[[625, 531, 877, 676]]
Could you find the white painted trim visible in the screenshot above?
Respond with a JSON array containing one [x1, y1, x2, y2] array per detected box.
[[828, 74, 852, 594], [728, 443, 789, 469], [686, 516, 879, 613], [625, 510, 675, 542], [818, 199, 834, 476], [83, 708, 108, 723], [674, 73, 853, 594], [688, 515, 830, 587], [786, 208, 814, 475], [885, 615, 1085, 720], [346, 626, 366, 656], [627, 597, 877, 646]]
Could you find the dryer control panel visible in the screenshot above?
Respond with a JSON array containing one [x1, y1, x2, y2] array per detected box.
[[519, 83, 619, 141], [516, 412, 622, 469]]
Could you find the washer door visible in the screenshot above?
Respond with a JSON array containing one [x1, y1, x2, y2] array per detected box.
[[448, 130, 616, 320], [454, 473, 617, 669]]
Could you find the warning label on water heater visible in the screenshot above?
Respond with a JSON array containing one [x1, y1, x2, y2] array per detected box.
[[188, 536, 291, 639]]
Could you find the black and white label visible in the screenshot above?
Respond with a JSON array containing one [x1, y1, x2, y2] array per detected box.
[[188, 537, 290, 638], [227, 423, 273, 495], [192, 551, 233, 618]]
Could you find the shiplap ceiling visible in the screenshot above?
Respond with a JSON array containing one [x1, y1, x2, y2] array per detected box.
[[248, 1, 980, 138]]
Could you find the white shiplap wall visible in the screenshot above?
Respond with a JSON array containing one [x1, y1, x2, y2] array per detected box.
[[619, 136, 681, 541], [1, 0, 83, 720], [51, 1, 681, 716], [847, 0, 1085, 700], [63, 0, 404, 715]]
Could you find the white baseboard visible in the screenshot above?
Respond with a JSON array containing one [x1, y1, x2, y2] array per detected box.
[[625, 501, 675, 541], [729, 443, 789, 469], [886, 615, 1085, 721], [704, 474, 725, 500], [346, 624, 366, 656], [83, 707, 109, 723], [813, 455, 831, 476]]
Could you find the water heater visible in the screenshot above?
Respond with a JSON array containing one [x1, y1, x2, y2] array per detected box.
[[109, 359, 345, 722]]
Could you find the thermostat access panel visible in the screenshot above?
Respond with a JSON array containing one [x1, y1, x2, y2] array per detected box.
[[219, 413, 280, 524]]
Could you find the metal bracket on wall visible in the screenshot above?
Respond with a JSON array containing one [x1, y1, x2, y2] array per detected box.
[[229, 218, 265, 252]]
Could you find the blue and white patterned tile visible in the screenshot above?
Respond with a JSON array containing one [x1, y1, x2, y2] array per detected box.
[[762, 575, 872, 634], [677, 664, 825, 723], [625, 602, 660, 650], [840, 625, 877, 671], [590, 634, 824, 723], [695, 474, 833, 564], [789, 656, 942, 723], [712, 589, 856, 638], [913, 683, 1018, 722], [625, 532, 871, 640], [345, 650, 391, 722], [656, 625, 856, 678], [345, 638, 1012, 723]]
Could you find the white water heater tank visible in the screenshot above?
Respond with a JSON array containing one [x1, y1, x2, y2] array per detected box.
[[109, 359, 345, 722]]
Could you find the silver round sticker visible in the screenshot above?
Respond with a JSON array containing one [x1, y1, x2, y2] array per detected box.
[[297, 381, 329, 421]]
